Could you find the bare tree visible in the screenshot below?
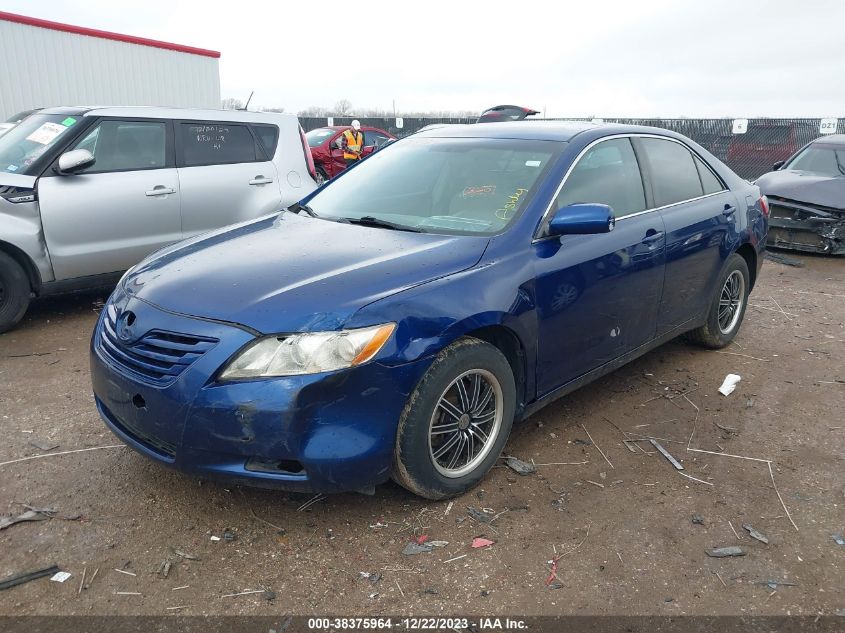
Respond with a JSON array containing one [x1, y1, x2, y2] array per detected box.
[[260, 106, 286, 113], [298, 106, 330, 117], [333, 99, 353, 116], [221, 97, 243, 110]]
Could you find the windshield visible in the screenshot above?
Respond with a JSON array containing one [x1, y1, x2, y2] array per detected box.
[[0, 113, 82, 175], [305, 128, 336, 147], [785, 144, 845, 176], [305, 137, 561, 235]]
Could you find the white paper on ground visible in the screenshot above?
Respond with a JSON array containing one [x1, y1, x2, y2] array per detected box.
[[718, 373, 742, 396], [50, 571, 72, 583]]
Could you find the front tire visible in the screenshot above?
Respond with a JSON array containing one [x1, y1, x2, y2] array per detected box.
[[685, 253, 750, 349], [314, 166, 329, 186], [0, 252, 31, 334], [392, 337, 516, 499]]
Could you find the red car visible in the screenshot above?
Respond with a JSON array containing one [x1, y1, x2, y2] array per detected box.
[[305, 125, 396, 184]]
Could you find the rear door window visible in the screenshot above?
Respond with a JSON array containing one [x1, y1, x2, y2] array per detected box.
[[639, 138, 704, 207], [72, 120, 167, 173], [251, 124, 279, 159], [179, 122, 259, 167], [556, 138, 646, 217]]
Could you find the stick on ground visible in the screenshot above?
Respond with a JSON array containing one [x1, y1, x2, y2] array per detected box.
[[581, 424, 613, 469]]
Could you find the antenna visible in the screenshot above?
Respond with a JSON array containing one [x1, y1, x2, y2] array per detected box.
[[241, 91, 254, 111]]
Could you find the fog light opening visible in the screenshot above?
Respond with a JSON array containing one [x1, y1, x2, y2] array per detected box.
[[245, 457, 305, 475], [132, 394, 146, 409]]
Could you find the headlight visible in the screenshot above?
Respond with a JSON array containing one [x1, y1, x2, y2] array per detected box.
[[219, 323, 396, 380]]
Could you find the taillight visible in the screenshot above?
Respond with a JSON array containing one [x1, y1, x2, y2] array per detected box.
[[760, 195, 770, 216], [299, 126, 317, 181]]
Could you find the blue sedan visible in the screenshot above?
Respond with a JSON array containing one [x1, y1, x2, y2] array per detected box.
[[90, 121, 769, 499]]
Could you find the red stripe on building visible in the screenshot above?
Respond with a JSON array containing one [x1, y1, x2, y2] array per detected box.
[[0, 11, 221, 58]]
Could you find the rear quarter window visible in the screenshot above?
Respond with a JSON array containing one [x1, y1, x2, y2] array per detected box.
[[251, 124, 279, 159], [180, 122, 260, 167]]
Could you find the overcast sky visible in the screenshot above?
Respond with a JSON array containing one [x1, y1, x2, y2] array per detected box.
[[2, 0, 843, 117]]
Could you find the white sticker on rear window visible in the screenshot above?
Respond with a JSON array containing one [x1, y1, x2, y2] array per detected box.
[[525, 160, 542, 167], [26, 122, 66, 145]]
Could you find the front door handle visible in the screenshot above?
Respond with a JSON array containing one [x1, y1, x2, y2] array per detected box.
[[145, 186, 176, 197], [249, 176, 274, 186], [722, 204, 737, 216], [641, 230, 665, 244]]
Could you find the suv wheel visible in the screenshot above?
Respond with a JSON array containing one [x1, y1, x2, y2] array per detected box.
[[0, 251, 31, 334], [314, 166, 329, 185], [685, 253, 750, 349], [392, 337, 516, 499]]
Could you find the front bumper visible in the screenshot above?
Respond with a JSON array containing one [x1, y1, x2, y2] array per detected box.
[[90, 294, 432, 493], [767, 197, 845, 255]]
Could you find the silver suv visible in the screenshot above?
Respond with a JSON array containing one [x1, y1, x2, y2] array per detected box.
[[0, 106, 318, 332]]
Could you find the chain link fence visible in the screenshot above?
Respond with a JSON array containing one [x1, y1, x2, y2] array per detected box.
[[300, 116, 843, 181]]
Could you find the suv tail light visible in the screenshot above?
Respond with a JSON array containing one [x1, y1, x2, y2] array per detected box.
[[760, 195, 770, 216], [299, 126, 317, 182]]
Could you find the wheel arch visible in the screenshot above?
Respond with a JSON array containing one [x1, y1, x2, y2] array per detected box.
[[0, 240, 41, 295], [734, 242, 757, 290]]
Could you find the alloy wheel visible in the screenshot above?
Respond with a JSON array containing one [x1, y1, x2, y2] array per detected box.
[[428, 369, 503, 478], [718, 270, 745, 334]]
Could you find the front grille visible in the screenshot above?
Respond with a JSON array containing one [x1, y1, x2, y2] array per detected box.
[[98, 307, 218, 385]]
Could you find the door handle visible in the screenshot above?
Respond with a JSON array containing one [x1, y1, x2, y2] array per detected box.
[[145, 186, 176, 197], [641, 230, 665, 244], [249, 176, 274, 185], [722, 204, 737, 216]]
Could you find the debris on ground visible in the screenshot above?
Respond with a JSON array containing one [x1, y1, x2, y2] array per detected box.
[[50, 571, 72, 583], [29, 439, 60, 452], [718, 374, 742, 396], [402, 542, 433, 556], [505, 456, 536, 475], [547, 582, 563, 590], [691, 514, 705, 525], [222, 529, 237, 542], [471, 537, 495, 548], [706, 546, 746, 558], [156, 560, 172, 578], [428, 540, 449, 548], [0, 506, 56, 531], [650, 439, 684, 470], [359, 572, 381, 584], [832, 533, 845, 546], [0, 565, 60, 591], [173, 549, 200, 561], [758, 580, 798, 589], [467, 506, 493, 523], [743, 524, 770, 544], [572, 438, 592, 446]]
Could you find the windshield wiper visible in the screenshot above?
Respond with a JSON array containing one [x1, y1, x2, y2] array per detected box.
[[287, 202, 319, 217], [343, 216, 425, 233]]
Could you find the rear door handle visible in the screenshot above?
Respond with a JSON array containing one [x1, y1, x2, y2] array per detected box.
[[249, 176, 274, 185], [145, 186, 176, 197], [722, 204, 737, 216], [641, 230, 665, 244]]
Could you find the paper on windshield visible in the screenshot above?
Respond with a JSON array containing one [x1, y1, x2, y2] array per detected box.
[[26, 122, 67, 145]]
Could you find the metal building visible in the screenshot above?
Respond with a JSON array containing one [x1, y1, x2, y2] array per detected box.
[[0, 11, 221, 120]]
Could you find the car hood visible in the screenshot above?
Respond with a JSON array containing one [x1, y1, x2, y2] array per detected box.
[[756, 170, 845, 210], [0, 173, 37, 188], [123, 212, 489, 334]]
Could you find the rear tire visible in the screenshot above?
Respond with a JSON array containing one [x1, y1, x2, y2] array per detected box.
[[685, 253, 750, 349], [0, 252, 31, 334], [392, 337, 516, 500]]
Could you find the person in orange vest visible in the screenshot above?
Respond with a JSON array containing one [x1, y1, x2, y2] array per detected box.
[[341, 120, 365, 167]]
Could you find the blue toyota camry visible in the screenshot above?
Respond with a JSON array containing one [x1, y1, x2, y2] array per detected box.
[[90, 121, 769, 499]]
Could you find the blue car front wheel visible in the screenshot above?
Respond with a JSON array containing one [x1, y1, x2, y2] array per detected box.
[[392, 337, 516, 499]]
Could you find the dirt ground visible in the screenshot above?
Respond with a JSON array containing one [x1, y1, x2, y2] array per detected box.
[[0, 254, 842, 618]]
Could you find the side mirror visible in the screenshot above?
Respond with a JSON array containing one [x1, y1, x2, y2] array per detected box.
[[772, 160, 785, 171], [57, 149, 95, 175], [548, 203, 616, 236]]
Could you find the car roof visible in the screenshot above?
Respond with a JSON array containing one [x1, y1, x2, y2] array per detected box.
[[811, 134, 845, 145], [413, 120, 695, 143], [38, 105, 297, 122], [325, 125, 390, 132]]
